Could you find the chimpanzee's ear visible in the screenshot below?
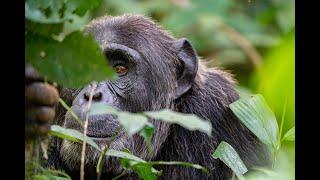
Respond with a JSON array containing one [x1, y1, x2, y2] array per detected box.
[[173, 38, 199, 99]]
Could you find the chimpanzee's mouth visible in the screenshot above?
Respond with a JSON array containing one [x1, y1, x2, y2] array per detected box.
[[86, 130, 119, 140], [86, 133, 113, 139]]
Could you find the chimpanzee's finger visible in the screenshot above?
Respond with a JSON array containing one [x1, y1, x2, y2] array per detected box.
[[26, 106, 55, 124], [25, 64, 45, 84], [25, 83, 59, 106]]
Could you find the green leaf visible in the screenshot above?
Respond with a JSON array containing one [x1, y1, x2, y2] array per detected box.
[[89, 104, 148, 136], [139, 122, 154, 153], [282, 127, 294, 141], [89, 103, 119, 115], [212, 141, 248, 180], [229, 94, 279, 150], [26, 20, 63, 37], [106, 149, 146, 163], [106, 149, 161, 176], [149, 161, 207, 173], [120, 159, 157, 180], [144, 109, 212, 136], [118, 113, 148, 136], [49, 125, 100, 151], [26, 32, 115, 88]]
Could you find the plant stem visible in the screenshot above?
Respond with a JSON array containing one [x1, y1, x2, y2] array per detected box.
[[96, 128, 121, 180], [96, 146, 109, 180], [112, 170, 127, 180], [273, 96, 288, 168], [278, 97, 288, 145], [59, 98, 83, 126], [80, 82, 97, 180]]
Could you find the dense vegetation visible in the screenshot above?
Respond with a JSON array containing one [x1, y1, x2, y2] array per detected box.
[[25, 0, 294, 179]]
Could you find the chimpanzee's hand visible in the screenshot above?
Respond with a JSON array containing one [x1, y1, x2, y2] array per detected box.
[[25, 64, 59, 139]]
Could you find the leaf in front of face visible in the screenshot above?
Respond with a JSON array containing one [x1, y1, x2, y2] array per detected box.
[[89, 103, 149, 136], [212, 141, 248, 180], [144, 109, 212, 136], [106, 149, 146, 163], [139, 122, 154, 153], [282, 126, 294, 141], [148, 161, 208, 173], [118, 112, 149, 137], [106, 149, 162, 176], [120, 159, 157, 180], [49, 125, 100, 151], [229, 94, 279, 150], [89, 103, 119, 116], [26, 32, 115, 88]]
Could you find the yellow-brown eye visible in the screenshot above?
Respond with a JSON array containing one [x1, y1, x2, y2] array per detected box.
[[114, 65, 128, 76]]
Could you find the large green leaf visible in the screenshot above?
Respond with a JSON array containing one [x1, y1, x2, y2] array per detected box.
[[212, 141, 248, 180], [26, 31, 115, 88], [145, 110, 212, 136], [229, 94, 279, 150], [282, 127, 294, 142], [89, 104, 148, 136], [89, 104, 212, 136], [49, 125, 100, 151]]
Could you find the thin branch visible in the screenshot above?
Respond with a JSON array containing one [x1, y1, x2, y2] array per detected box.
[[80, 82, 97, 180], [218, 22, 262, 68], [112, 170, 127, 180], [59, 98, 83, 126]]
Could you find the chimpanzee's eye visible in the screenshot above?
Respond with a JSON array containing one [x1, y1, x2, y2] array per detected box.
[[114, 64, 128, 76]]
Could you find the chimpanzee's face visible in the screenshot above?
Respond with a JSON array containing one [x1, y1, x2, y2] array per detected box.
[[59, 15, 198, 175]]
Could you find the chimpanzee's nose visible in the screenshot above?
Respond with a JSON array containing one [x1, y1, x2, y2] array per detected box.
[[84, 91, 102, 102]]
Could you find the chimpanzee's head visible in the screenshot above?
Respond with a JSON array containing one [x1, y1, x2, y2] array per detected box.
[[60, 14, 199, 175]]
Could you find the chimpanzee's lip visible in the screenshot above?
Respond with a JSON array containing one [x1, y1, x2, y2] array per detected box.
[[86, 131, 121, 141], [86, 133, 114, 139]]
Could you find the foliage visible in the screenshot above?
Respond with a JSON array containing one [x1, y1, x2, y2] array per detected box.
[[230, 95, 279, 151], [25, 0, 115, 88], [212, 141, 248, 180]]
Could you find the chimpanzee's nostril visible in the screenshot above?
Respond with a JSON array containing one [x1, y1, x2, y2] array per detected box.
[[93, 92, 102, 101], [84, 91, 102, 101]]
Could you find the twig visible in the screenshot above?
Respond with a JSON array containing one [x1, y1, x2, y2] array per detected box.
[[112, 170, 127, 180], [80, 82, 97, 180], [58, 98, 83, 126], [96, 127, 121, 180], [96, 146, 109, 180], [218, 22, 262, 68]]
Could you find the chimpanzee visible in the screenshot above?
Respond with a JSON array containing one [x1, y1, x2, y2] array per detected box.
[[25, 14, 270, 179]]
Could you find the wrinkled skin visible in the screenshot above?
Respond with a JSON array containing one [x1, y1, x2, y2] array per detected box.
[[25, 14, 270, 179]]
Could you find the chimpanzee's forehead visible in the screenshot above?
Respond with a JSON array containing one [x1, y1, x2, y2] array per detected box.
[[84, 14, 176, 53]]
